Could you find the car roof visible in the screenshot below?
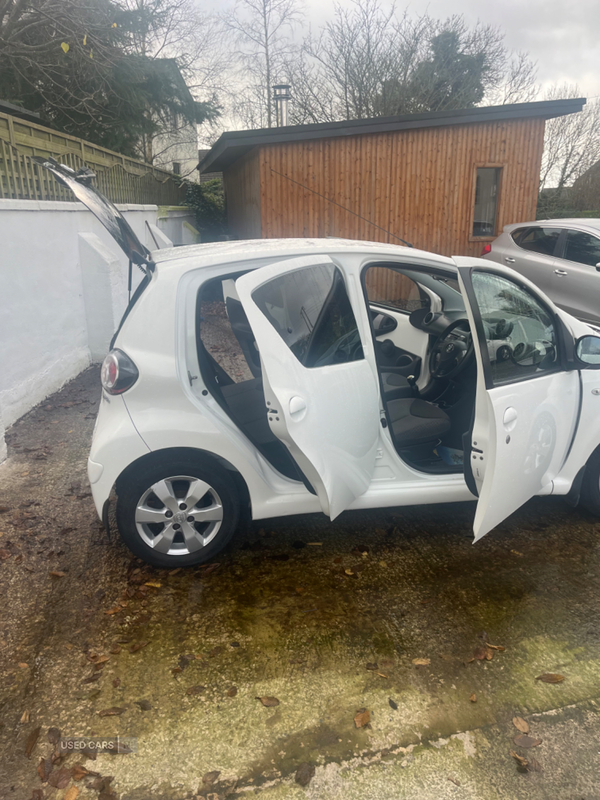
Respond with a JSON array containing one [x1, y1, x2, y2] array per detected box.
[[504, 218, 600, 233], [151, 237, 458, 272]]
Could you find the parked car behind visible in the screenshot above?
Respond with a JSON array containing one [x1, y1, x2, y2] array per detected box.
[[482, 219, 600, 326]]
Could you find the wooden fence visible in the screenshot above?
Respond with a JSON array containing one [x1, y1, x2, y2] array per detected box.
[[0, 111, 186, 205]]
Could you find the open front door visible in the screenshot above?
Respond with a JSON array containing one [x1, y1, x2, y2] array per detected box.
[[236, 254, 380, 519], [455, 259, 580, 541]]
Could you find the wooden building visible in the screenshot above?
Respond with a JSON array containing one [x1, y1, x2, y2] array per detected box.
[[199, 99, 584, 257]]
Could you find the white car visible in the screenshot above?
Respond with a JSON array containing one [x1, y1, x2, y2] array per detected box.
[[41, 160, 600, 568]]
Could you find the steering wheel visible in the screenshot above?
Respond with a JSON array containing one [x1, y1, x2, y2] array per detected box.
[[429, 319, 474, 380]]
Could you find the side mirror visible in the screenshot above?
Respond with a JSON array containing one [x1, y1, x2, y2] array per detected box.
[[596, 262, 600, 272], [576, 335, 600, 367]]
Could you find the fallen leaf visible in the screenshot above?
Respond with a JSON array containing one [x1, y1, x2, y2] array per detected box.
[[83, 672, 101, 683], [344, 568, 354, 575], [65, 786, 79, 800], [376, 672, 388, 678], [20, 710, 30, 724], [469, 693, 477, 703], [109, 645, 121, 654], [186, 685, 206, 696], [307, 542, 323, 546], [209, 646, 225, 658], [112, 677, 121, 688], [97, 706, 126, 717], [412, 658, 430, 666], [447, 777, 461, 787], [354, 708, 370, 728], [510, 750, 529, 768], [473, 646, 489, 661], [37, 757, 52, 782], [18, 662, 29, 669], [129, 641, 148, 653], [295, 762, 315, 786], [513, 716, 529, 733], [511, 550, 524, 556], [535, 673, 565, 683], [31, 791, 44, 800], [486, 643, 506, 651], [104, 607, 121, 615], [528, 756, 543, 772], [47, 726, 61, 745], [0, 549, 11, 560], [366, 662, 378, 670], [25, 726, 41, 758], [513, 734, 542, 748], [48, 766, 70, 788], [49, 570, 65, 578], [71, 764, 89, 780], [202, 770, 220, 786], [60, 42, 70, 53], [135, 699, 152, 710], [227, 686, 238, 697], [144, 581, 161, 588], [256, 696, 280, 707], [388, 698, 398, 710]]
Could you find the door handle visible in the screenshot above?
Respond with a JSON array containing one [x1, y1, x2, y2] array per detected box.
[[504, 257, 516, 263], [503, 406, 518, 431], [554, 269, 568, 276], [289, 396, 307, 418]]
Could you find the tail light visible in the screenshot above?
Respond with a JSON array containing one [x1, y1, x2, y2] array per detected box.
[[480, 244, 492, 256], [101, 349, 139, 395]]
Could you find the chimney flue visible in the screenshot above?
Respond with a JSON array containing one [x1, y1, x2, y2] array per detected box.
[[273, 84, 291, 127]]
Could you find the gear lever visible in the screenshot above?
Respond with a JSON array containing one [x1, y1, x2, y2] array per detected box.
[[406, 375, 419, 397]]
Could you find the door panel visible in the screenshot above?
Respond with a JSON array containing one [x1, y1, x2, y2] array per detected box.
[[370, 304, 430, 387], [454, 258, 579, 540], [552, 230, 600, 325], [236, 255, 380, 519]]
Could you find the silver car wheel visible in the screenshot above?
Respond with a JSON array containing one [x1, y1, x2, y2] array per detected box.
[[134, 475, 224, 556]]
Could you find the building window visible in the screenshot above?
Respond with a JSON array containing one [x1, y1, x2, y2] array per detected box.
[[172, 162, 181, 175], [473, 167, 501, 238]]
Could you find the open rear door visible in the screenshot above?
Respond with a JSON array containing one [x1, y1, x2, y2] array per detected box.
[[455, 258, 580, 541], [236, 254, 380, 519]]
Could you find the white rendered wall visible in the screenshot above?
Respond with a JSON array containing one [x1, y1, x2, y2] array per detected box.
[[0, 201, 169, 453]]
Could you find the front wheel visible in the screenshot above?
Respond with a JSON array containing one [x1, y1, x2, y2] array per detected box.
[[580, 447, 600, 517], [116, 456, 242, 568]]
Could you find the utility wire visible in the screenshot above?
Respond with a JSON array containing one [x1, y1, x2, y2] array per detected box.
[[269, 167, 413, 247]]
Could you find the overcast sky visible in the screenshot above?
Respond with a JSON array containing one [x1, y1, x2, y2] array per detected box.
[[298, 0, 600, 99]]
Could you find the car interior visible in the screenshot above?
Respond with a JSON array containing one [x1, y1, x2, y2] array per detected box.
[[195, 260, 558, 484]]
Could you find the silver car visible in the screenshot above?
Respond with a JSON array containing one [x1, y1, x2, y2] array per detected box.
[[482, 219, 600, 326]]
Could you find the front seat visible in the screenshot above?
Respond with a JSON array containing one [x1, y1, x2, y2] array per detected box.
[[387, 397, 451, 448], [380, 371, 415, 401]]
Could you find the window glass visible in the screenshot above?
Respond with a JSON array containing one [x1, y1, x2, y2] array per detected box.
[[364, 266, 430, 312], [563, 231, 600, 266], [473, 168, 501, 237], [471, 272, 559, 385], [252, 264, 363, 368], [515, 226, 560, 256]]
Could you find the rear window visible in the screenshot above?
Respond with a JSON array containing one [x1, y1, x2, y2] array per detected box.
[[511, 226, 560, 256]]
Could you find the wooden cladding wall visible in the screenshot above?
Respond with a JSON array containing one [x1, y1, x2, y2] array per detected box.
[[256, 118, 545, 257], [224, 148, 262, 239]]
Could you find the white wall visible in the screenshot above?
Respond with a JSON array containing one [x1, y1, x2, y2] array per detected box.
[[0, 200, 170, 456]]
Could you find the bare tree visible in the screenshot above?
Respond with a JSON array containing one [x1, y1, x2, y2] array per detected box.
[[539, 85, 600, 192], [287, 0, 538, 124], [225, 0, 304, 128]]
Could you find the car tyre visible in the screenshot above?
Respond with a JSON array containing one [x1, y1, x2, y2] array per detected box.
[[580, 447, 600, 517], [116, 455, 242, 568]]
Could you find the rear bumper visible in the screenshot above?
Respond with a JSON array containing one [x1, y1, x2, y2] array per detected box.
[[87, 392, 150, 518]]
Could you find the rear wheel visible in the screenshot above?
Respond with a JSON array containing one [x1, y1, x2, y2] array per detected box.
[[580, 448, 600, 517], [116, 456, 242, 568]]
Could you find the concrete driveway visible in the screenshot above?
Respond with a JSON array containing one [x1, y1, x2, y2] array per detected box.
[[1, 367, 600, 800]]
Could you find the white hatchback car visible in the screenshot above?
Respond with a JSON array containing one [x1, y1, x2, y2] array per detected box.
[[41, 160, 600, 568]]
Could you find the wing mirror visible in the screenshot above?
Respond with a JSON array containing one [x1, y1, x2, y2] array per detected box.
[[576, 335, 600, 367], [596, 262, 600, 272]]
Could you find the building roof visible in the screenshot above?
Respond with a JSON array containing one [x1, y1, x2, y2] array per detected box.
[[199, 98, 585, 174], [0, 100, 42, 124]]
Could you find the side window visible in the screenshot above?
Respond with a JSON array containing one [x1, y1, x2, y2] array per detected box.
[[252, 264, 363, 368], [563, 231, 600, 267], [515, 226, 560, 256], [471, 271, 559, 385], [364, 266, 430, 313], [472, 167, 501, 237]]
